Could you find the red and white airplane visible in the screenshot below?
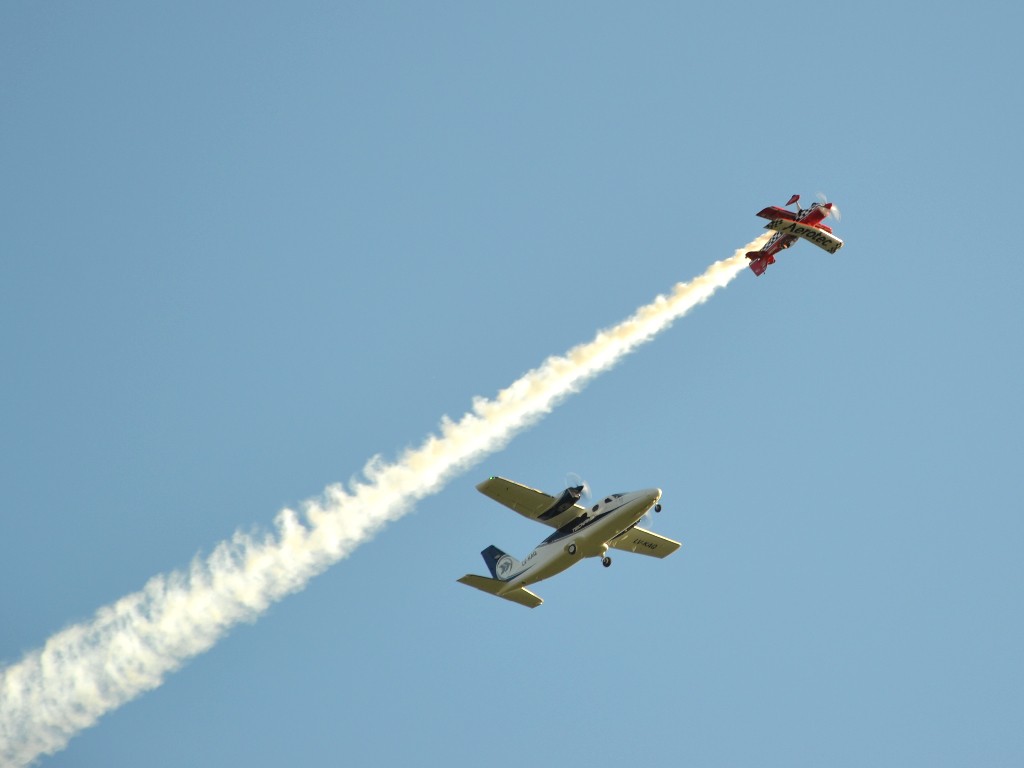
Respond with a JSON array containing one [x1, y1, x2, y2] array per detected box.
[[746, 194, 844, 276]]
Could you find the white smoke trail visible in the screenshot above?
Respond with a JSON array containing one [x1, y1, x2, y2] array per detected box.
[[0, 237, 767, 766]]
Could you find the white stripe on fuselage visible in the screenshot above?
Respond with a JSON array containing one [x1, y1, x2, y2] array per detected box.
[[496, 488, 661, 595]]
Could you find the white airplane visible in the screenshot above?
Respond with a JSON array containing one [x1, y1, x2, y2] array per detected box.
[[458, 476, 681, 608]]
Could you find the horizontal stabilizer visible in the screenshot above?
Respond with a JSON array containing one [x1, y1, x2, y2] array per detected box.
[[457, 574, 543, 608]]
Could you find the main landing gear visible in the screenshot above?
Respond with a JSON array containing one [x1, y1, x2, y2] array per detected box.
[[602, 556, 612, 568]]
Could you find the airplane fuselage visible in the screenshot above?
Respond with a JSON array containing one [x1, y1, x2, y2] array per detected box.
[[495, 488, 662, 595]]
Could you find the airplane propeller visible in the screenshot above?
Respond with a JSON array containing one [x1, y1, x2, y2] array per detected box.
[[817, 192, 842, 222], [566, 472, 592, 504], [641, 496, 662, 530]]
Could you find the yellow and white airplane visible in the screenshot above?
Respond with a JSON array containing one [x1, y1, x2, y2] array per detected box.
[[458, 476, 681, 608]]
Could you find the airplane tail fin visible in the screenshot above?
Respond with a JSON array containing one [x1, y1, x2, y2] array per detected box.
[[457, 574, 543, 608], [746, 252, 774, 276], [480, 545, 521, 581]]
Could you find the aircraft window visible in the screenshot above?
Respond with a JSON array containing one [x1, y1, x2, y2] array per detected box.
[[612, 494, 624, 499], [592, 504, 599, 513], [604, 497, 612, 504]]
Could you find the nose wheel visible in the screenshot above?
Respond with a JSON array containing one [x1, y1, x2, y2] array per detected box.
[[654, 503, 662, 512], [602, 556, 612, 568]]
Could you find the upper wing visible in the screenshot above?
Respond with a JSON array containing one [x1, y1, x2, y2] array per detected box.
[[476, 476, 587, 530], [755, 206, 798, 222], [608, 527, 681, 558]]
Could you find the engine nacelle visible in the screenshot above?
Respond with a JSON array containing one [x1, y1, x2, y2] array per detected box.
[[539, 485, 584, 521]]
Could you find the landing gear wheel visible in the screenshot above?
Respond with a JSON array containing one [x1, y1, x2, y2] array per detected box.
[[567, 543, 577, 555], [602, 556, 612, 568], [655, 504, 662, 512]]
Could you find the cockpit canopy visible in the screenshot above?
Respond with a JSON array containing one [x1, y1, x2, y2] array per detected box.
[[593, 493, 624, 512]]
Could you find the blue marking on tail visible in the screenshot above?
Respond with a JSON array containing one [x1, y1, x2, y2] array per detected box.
[[480, 545, 519, 580]]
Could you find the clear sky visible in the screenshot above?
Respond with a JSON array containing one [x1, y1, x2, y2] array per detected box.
[[2, 2, 1022, 766]]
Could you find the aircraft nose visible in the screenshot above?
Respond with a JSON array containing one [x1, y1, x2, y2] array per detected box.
[[643, 488, 662, 506]]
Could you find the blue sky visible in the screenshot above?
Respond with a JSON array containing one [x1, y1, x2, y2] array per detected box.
[[2, 2, 1022, 766]]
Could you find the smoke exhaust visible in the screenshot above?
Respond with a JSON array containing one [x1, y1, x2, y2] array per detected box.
[[0, 236, 766, 766]]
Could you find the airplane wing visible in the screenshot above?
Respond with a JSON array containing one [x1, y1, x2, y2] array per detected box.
[[609, 527, 681, 558], [476, 476, 587, 530], [755, 206, 798, 222], [763, 220, 845, 254]]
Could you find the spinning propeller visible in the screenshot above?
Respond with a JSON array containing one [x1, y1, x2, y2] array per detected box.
[[565, 472, 592, 505], [640, 490, 663, 530], [817, 192, 842, 222]]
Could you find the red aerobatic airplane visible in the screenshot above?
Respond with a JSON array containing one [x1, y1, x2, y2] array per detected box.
[[746, 194, 844, 276]]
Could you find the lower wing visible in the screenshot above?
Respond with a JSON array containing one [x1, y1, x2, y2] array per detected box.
[[764, 220, 844, 254]]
